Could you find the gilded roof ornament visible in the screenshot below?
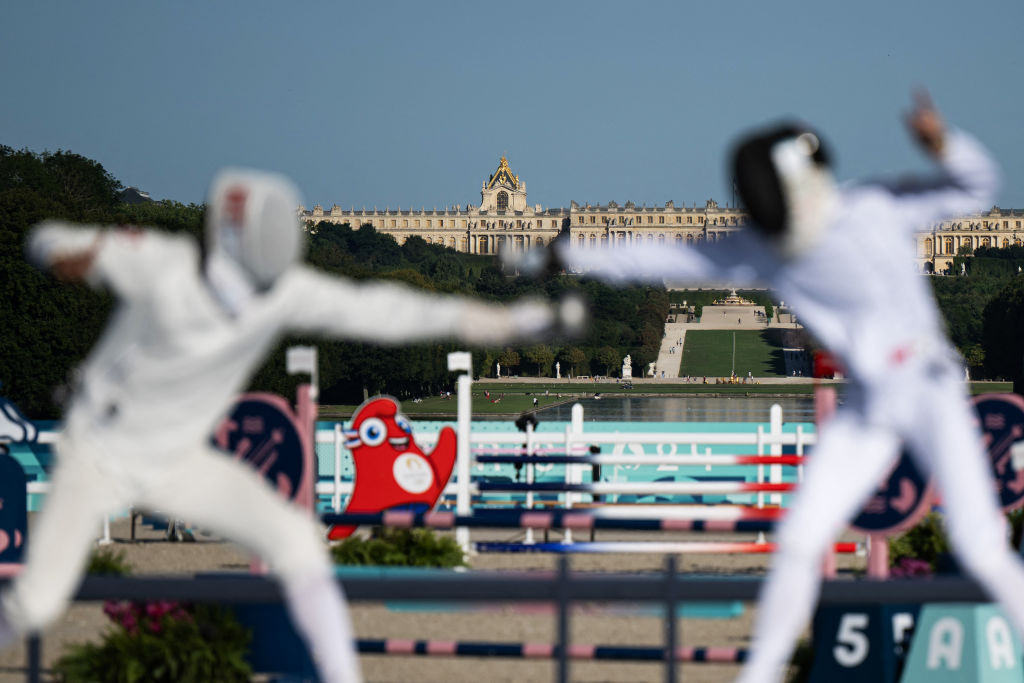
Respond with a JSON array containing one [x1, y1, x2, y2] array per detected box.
[[487, 155, 520, 190]]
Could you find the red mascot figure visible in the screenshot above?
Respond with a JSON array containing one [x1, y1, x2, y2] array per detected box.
[[327, 396, 456, 540]]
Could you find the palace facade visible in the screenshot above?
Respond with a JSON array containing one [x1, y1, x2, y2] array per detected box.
[[298, 155, 1020, 273], [916, 208, 1024, 274]]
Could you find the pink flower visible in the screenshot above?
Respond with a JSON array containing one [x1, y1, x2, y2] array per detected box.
[[891, 557, 933, 578]]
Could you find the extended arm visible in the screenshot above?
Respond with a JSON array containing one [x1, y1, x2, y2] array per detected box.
[[885, 92, 1001, 227], [26, 220, 175, 298], [285, 266, 562, 346], [553, 234, 765, 287]]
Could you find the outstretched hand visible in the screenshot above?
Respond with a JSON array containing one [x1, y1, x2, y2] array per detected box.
[[50, 249, 98, 282], [48, 231, 104, 282], [905, 89, 946, 158]]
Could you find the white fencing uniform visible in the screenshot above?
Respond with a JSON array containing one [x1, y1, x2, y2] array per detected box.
[[14, 214, 555, 682], [557, 129, 1024, 683]]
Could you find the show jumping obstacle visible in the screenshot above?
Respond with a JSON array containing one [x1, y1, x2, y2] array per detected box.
[[357, 638, 748, 662]]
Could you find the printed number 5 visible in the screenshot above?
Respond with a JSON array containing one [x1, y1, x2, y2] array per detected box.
[[833, 613, 869, 667]]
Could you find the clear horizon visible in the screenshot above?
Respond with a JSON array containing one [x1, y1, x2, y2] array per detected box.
[[4, 1, 1023, 210]]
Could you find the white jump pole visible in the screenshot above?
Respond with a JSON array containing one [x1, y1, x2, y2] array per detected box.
[[333, 424, 343, 512], [564, 403, 585, 544], [448, 352, 473, 553], [769, 404, 783, 506], [524, 422, 535, 545]]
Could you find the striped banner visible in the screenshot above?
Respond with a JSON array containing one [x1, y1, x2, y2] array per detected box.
[[474, 481, 795, 495], [474, 454, 805, 466], [321, 509, 780, 532], [358, 638, 747, 662], [475, 541, 860, 554]]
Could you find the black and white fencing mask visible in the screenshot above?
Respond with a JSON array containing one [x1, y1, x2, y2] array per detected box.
[[205, 168, 305, 290], [731, 123, 837, 259]]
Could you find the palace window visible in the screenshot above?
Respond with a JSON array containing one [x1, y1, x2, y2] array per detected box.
[[647, 216, 653, 224], [1004, 239, 1010, 248], [945, 237, 954, 253], [497, 191, 509, 211], [578, 216, 584, 224], [687, 216, 693, 224], [403, 220, 409, 228], [390, 220, 397, 228], [426, 220, 431, 228], [982, 237, 991, 247], [578, 235, 585, 247], [589, 234, 597, 246], [659, 216, 665, 224], [414, 220, 420, 227], [675, 216, 681, 223], [590, 215, 596, 223]]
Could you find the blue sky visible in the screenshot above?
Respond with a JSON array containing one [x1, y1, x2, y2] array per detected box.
[[3, 1, 1023, 210]]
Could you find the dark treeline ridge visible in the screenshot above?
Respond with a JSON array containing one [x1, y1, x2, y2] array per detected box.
[[0, 146, 667, 417]]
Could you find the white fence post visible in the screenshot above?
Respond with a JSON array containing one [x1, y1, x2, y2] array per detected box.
[[448, 352, 473, 553], [769, 404, 783, 505], [524, 422, 535, 545], [564, 403, 585, 544], [333, 424, 343, 512]]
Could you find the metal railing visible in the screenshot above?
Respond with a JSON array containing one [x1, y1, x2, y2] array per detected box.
[[10, 565, 998, 682]]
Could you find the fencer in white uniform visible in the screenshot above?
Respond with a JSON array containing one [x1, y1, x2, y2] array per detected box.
[[523, 94, 1024, 682], [10, 169, 572, 683]]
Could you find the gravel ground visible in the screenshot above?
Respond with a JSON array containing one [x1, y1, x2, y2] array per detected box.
[[0, 517, 867, 682]]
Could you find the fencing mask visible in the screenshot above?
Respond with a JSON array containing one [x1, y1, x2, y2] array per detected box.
[[731, 123, 837, 259], [205, 168, 305, 290]]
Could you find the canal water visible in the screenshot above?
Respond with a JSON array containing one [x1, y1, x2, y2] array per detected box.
[[534, 395, 815, 424]]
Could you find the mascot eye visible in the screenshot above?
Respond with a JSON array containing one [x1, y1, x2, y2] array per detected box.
[[358, 418, 387, 447], [395, 415, 412, 434]]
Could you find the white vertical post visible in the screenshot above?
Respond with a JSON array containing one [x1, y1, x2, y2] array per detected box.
[[448, 352, 474, 553], [333, 424, 343, 512], [755, 425, 765, 510], [755, 424, 765, 544], [99, 516, 112, 545], [795, 425, 805, 483], [524, 422, 535, 545], [769, 404, 783, 505], [456, 373, 472, 551], [564, 403, 585, 544]]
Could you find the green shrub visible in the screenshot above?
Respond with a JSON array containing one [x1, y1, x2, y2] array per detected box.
[[331, 526, 466, 568], [86, 547, 132, 576], [55, 603, 251, 683], [888, 512, 951, 573], [888, 509, 1024, 574]]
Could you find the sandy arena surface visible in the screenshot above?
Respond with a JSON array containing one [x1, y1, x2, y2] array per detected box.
[[0, 517, 866, 682]]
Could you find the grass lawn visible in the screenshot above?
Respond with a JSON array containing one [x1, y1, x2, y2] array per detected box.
[[681, 330, 787, 378]]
